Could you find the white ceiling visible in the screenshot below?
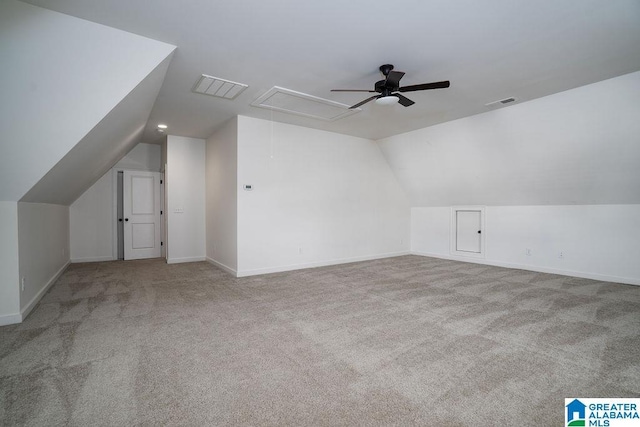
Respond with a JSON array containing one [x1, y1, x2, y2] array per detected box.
[[21, 0, 640, 142]]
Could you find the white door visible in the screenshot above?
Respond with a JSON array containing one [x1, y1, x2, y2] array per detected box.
[[456, 210, 482, 253], [123, 171, 161, 260]]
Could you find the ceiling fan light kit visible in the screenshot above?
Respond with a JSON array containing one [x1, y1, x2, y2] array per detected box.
[[332, 64, 450, 109], [375, 96, 399, 106]]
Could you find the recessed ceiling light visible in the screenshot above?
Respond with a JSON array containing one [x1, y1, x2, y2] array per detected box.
[[157, 124, 168, 129]]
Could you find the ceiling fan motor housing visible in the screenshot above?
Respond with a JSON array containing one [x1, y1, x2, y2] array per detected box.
[[379, 64, 395, 76], [375, 80, 391, 93]]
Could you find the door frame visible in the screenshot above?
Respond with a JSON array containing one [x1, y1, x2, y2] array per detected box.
[[450, 206, 486, 259], [111, 168, 165, 261], [123, 170, 161, 260]]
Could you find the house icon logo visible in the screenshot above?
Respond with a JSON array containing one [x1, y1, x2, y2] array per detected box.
[[566, 399, 586, 426]]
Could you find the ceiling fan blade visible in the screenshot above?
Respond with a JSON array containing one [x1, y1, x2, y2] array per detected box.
[[331, 89, 377, 92], [385, 71, 405, 88], [398, 80, 450, 92], [350, 95, 380, 109], [395, 93, 415, 107]]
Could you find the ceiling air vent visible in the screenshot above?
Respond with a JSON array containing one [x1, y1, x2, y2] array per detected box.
[[485, 97, 519, 109], [192, 74, 248, 100], [251, 87, 359, 121]]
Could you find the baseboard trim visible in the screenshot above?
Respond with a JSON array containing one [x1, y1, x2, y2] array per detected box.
[[411, 251, 640, 286], [236, 251, 410, 278], [0, 312, 22, 327], [167, 256, 206, 265], [71, 256, 114, 263], [205, 257, 238, 277], [20, 260, 71, 322]]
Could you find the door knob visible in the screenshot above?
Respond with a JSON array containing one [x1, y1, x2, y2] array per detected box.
[[125, 218, 129, 222], [118, 218, 123, 222], [477, 230, 481, 234]]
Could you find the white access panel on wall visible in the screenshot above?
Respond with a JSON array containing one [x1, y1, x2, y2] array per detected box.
[[123, 170, 161, 260], [451, 206, 485, 258]]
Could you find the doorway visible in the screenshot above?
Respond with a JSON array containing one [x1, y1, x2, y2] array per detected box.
[[116, 170, 162, 260]]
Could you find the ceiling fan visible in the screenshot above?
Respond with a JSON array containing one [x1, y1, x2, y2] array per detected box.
[[331, 64, 450, 109]]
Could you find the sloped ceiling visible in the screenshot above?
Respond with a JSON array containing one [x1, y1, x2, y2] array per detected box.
[[0, 0, 175, 202], [377, 71, 640, 207], [18, 0, 640, 142], [21, 56, 173, 205]]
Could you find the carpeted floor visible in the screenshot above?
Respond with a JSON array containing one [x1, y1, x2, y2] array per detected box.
[[1, 255, 639, 426]]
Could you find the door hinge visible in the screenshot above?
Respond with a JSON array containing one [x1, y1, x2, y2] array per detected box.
[[160, 179, 163, 184], [161, 242, 163, 246], [160, 210, 163, 215]]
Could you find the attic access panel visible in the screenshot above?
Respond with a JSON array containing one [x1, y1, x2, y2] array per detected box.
[[251, 86, 360, 121]]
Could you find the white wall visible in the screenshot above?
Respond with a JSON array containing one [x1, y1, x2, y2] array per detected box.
[[236, 116, 410, 276], [69, 143, 162, 262], [18, 202, 70, 316], [161, 136, 168, 259], [378, 71, 640, 207], [412, 205, 640, 285], [376, 72, 640, 285], [0, 201, 20, 325], [166, 136, 206, 264], [70, 172, 114, 262], [115, 142, 162, 172], [206, 118, 238, 273]]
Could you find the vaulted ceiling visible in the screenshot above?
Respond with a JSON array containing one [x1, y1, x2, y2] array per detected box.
[[20, 0, 640, 142], [3, 0, 640, 208]]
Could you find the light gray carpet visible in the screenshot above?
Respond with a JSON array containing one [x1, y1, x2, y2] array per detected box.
[[1, 255, 639, 426]]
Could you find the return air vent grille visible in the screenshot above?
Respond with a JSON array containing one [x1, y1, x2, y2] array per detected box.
[[485, 97, 519, 109], [251, 87, 359, 121], [192, 74, 248, 100]]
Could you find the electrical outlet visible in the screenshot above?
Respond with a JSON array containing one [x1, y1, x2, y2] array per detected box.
[[558, 251, 564, 259], [526, 248, 532, 256], [21, 277, 25, 292]]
